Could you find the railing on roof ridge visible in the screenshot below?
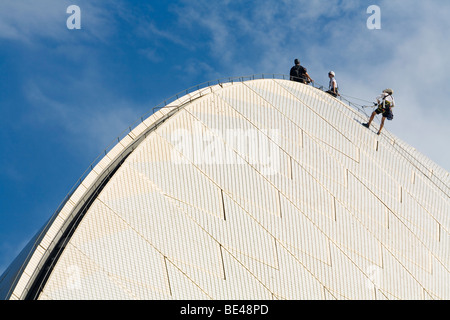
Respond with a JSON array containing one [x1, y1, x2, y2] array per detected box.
[[9, 75, 336, 291], [4, 74, 297, 299], [7, 72, 449, 299], [52, 74, 315, 209], [37, 73, 450, 229]]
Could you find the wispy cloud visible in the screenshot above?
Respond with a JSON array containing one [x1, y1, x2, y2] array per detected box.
[[0, 0, 124, 47], [23, 78, 144, 155], [1, 0, 449, 285], [0, 0, 150, 155], [168, 0, 450, 170], [0, 0, 64, 43], [2, 0, 449, 171]]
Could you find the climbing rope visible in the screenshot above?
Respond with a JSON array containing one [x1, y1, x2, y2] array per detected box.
[[308, 80, 376, 119], [328, 87, 449, 194]]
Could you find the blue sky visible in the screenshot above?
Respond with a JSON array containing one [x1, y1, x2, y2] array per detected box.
[[1, 0, 450, 276]]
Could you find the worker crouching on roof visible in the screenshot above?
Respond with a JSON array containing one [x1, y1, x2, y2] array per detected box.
[[290, 59, 314, 84], [363, 88, 395, 135], [326, 71, 339, 97]]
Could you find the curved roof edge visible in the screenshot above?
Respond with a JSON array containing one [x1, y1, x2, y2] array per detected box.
[[1, 81, 231, 300], [1, 75, 448, 300], [0, 225, 43, 299]]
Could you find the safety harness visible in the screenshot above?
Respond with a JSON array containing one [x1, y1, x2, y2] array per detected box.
[[376, 93, 394, 120]]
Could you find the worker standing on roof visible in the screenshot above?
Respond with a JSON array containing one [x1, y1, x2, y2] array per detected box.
[[326, 71, 339, 97], [362, 88, 395, 135], [290, 59, 314, 84]]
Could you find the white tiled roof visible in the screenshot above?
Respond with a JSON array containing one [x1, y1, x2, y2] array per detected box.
[[8, 79, 450, 299]]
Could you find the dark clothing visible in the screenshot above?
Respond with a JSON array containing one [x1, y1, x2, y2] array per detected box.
[[326, 90, 338, 97], [327, 90, 337, 98], [290, 65, 308, 83], [374, 103, 393, 120], [327, 78, 338, 97]]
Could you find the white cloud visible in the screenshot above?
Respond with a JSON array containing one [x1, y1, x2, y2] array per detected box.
[[0, 0, 119, 45], [23, 78, 144, 155], [0, 0, 64, 43], [170, 0, 450, 171], [2, 0, 449, 171], [0, 0, 148, 156], [353, 1, 450, 171]]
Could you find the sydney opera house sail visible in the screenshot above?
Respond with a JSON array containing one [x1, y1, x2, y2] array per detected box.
[[1, 77, 449, 300]]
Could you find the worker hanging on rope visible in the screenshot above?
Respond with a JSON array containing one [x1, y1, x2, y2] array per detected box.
[[290, 59, 314, 84], [362, 88, 395, 135], [326, 71, 339, 97]]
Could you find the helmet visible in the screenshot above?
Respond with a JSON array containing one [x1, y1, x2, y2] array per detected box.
[[328, 71, 335, 76], [294, 59, 300, 65], [383, 88, 394, 95]]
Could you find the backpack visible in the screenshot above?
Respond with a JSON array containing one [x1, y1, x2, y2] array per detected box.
[[381, 94, 394, 120], [290, 65, 307, 82]]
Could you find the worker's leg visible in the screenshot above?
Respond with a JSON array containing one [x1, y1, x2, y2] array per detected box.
[[377, 117, 386, 135], [366, 111, 376, 126]]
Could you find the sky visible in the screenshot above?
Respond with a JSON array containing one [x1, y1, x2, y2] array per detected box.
[[1, 0, 450, 276]]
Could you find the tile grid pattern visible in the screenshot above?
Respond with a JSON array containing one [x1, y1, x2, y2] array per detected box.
[[33, 79, 449, 300]]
